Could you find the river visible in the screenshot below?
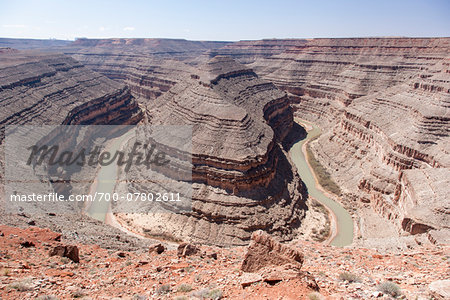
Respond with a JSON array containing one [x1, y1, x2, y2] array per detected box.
[[290, 118, 354, 246], [86, 129, 135, 222], [86, 121, 354, 246]]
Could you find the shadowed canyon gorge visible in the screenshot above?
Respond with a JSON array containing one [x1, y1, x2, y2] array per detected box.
[[0, 37, 449, 299]]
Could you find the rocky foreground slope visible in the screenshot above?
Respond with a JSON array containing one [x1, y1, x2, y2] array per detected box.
[[0, 225, 448, 299]]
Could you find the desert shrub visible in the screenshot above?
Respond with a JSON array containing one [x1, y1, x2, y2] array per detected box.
[[156, 283, 171, 295], [72, 289, 86, 298], [36, 296, 58, 300], [191, 288, 223, 299], [177, 283, 193, 293], [1, 268, 11, 276], [208, 289, 223, 300], [60, 257, 70, 264], [377, 281, 401, 297], [308, 292, 324, 300], [338, 271, 361, 283], [306, 143, 342, 196], [8, 278, 33, 291]]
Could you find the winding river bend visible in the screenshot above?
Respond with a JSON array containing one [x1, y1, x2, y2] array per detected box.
[[86, 120, 354, 246], [86, 130, 135, 222], [291, 118, 354, 246]]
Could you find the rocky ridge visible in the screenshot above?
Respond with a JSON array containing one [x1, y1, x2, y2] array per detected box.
[[0, 51, 142, 126], [115, 56, 307, 246], [0, 50, 146, 249], [213, 38, 450, 245]]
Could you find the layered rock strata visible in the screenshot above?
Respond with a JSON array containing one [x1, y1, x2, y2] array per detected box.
[[64, 39, 230, 102], [0, 50, 143, 214], [0, 51, 142, 126], [69, 53, 195, 101], [216, 38, 450, 242], [115, 57, 306, 246]]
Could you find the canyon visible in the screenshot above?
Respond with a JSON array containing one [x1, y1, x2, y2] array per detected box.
[[48, 37, 449, 248], [223, 38, 450, 248], [114, 56, 305, 246], [0, 37, 448, 248], [0, 36, 449, 299]]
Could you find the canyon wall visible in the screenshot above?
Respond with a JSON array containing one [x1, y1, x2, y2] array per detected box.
[[2, 38, 448, 246], [216, 38, 449, 243], [115, 56, 306, 246], [0, 50, 143, 210], [64, 39, 230, 102], [0, 51, 142, 126]]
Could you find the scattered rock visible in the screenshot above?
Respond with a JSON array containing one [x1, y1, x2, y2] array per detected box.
[[429, 280, 450, 300], [20, 241, 35, 248], [149, 243, 165, 254], [177, 243, 199, 257], [300, 271, 320, 291], [372, 291, 382, 297], [240, 272, 263, 287], [49, 245, 80, 263], [241, 230, 304, 272], [259, 264, 302, 283]]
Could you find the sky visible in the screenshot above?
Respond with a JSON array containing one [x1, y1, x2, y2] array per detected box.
[[0, 0, 449, 41]]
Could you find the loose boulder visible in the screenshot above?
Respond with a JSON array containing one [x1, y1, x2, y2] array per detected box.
[[149, 243, 166, 254], [241, 230, 304, 273], [177, 242, 199, 257], [49, 244, 80, 263]]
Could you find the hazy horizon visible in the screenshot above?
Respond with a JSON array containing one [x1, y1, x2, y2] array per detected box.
[[1, 0, 449, 41]]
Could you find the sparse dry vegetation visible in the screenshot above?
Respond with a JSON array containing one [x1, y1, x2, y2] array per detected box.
[[308, 292, 324, 300], [338, 271, 361, 283], [1, 268, 11, 276], [191, 288, 223, 299], [7, 278, 33, 291], [310, 199, 331, 242], [156, 283, 171, 295], [306, 141, 342, 196], [177, 283, 193, 293], [377, 281, 401, 297]]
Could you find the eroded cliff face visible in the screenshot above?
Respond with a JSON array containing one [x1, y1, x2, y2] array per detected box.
[[69, 53, 193, 101], [65, 38, 230, 102], [115, 57, 306, 246], [216, 38, 449, 243], [3, 38, 448, 247], [0, 50, 144, 213], [0, 51, 142, 126]]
